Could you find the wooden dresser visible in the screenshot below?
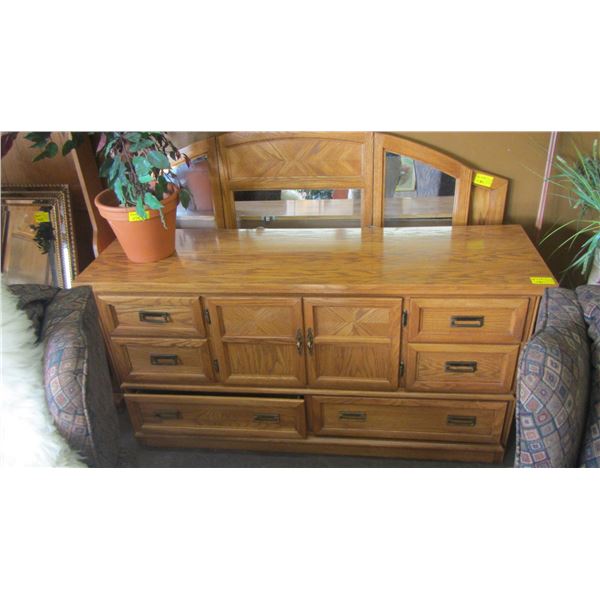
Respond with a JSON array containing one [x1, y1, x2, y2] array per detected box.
[[75, 225, 556, 463]]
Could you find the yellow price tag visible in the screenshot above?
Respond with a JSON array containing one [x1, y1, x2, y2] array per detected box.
[[128, 211, 149, 222], [33, 211, 50, 223], [530, 276, 557, 285], [474, 173, 495, 188]]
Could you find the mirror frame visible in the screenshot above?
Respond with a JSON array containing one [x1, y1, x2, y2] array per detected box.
[[1, 184, 78, 288], [373, 133, 474, 226]]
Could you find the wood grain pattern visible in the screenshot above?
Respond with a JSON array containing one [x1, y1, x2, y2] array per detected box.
[[136, 432, 504, 463], [205, 296, 306, 387], [97, 294, 206, 338], [217, 132, 374, 228], [304, 297, 402, 390], [407, 297, 530, 343], [308, 395, 507, 444], [110, 337, 215, 385], [405, 343, 520, 393], [75, 225, 556, 296], [126, 393, 306, 439], [469, 171, 508, 225]]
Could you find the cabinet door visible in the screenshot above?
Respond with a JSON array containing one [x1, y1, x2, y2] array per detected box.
[[204, 297, 306, 387], [303, 297, 403, 390]]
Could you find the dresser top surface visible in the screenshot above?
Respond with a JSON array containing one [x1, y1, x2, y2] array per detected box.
[[76, 225, 555, 295]]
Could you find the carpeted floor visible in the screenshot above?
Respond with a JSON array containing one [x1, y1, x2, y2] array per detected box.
[[118, 410, 516, 468]]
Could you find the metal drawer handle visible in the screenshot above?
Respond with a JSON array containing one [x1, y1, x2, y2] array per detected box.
[[339, 411, 367, 422], [445, 361, 478, 373], [296, 329, 303, 355], [150, 354, 180, 366], [450, 315, 485, 328], [447, 415, 477, 427], [306, 328, 314, 354], [153, 410, 181, 420], [139, 311, 171, 323], [253, 413, 280, 423]]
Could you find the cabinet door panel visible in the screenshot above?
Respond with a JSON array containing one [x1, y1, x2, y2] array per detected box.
[[205, 297, 306, 387], [304, 297, 403, 390]]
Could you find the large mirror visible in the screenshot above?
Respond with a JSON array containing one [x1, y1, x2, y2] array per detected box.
[[383, 151, 456, 226], [1, 185, 78, 288], [233, 188, 362, 228]]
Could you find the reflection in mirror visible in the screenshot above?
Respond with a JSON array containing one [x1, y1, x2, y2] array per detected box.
[[384, 152, 456, 226], [233, 189, 362, 228], [1, 185, 78, 288], [172, 156, 216, 229]]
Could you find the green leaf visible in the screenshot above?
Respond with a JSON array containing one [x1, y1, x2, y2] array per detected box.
[[129, 138, 155, 152], [147, 150, 170, 170], [113, 179, 125, 205], [179, 188, 191, 209], [62, 139, 76, 156], [126, 132, 142, 143], [135, 197, 147, 219], [99, 156, 114, 178], [132, 155, 152, 179], [144, 191, 163, 210], [32, 149, 49, 162], [45, 142, 58, 157]]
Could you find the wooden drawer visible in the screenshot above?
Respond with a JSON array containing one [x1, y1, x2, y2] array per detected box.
[[97, 294, 206, 338], [308, 395, 507, 444], [111, 337, 216, 385], [405, 343, 520, 393], [126, 394, 307, 439], [407, 297, 530, 343]]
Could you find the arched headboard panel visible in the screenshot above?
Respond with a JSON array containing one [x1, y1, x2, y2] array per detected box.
[[216, 132, 374, 228]]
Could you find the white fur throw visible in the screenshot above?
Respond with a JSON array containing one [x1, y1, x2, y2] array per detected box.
[[0, 278, 86, 467]]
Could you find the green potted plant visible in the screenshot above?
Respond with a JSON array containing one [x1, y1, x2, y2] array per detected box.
[[544, 139, 600, 284], [21, 132, 192, 263]]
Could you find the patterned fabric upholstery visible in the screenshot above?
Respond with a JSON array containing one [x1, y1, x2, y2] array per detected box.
[[515, 289, 590, 467], [41, 286, 119, 467], [575, 285, 600, 467], [8, 284, 59, 341]]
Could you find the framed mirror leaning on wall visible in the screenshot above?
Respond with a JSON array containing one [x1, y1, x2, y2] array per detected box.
[[1, 184, 78, 288]]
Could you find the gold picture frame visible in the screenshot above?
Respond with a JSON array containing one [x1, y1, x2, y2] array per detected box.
[[1, 184, 78, 288]]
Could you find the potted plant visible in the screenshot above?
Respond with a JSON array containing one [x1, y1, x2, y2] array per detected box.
[[20, 132, 192, 263], [544, 138, 600, 284]]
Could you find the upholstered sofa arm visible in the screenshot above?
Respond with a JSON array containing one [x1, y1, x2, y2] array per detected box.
[[515, 289, 589, 467], [41, 286, 119, 467]]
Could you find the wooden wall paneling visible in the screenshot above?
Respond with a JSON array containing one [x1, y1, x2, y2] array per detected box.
[[71, 134, 115, 256], [372, 133, 474, 226], [469, 171, 509, 225], [216, 132, 374, 229]]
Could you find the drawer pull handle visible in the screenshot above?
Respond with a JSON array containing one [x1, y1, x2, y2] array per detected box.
[[296, 329, 304, 355], [339, 411, 367, 421], [153, 410, 181, 420], [444, 360, 478, 373], [447, 415, 477, 427], [150, 354, 180, 366], [139, 311, 171, 323], [253, 413, 280, 423], [450, 315, 485, 328], [307, 328, 314, 354]]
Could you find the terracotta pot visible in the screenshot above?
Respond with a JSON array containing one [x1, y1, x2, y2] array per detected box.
[[94, 186, 179, 263]]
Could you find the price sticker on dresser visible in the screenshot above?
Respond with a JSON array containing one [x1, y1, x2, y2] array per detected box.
[[128, 210, 149, 222], [530, 276, 557, 285], [473, 172, 495, 188]]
